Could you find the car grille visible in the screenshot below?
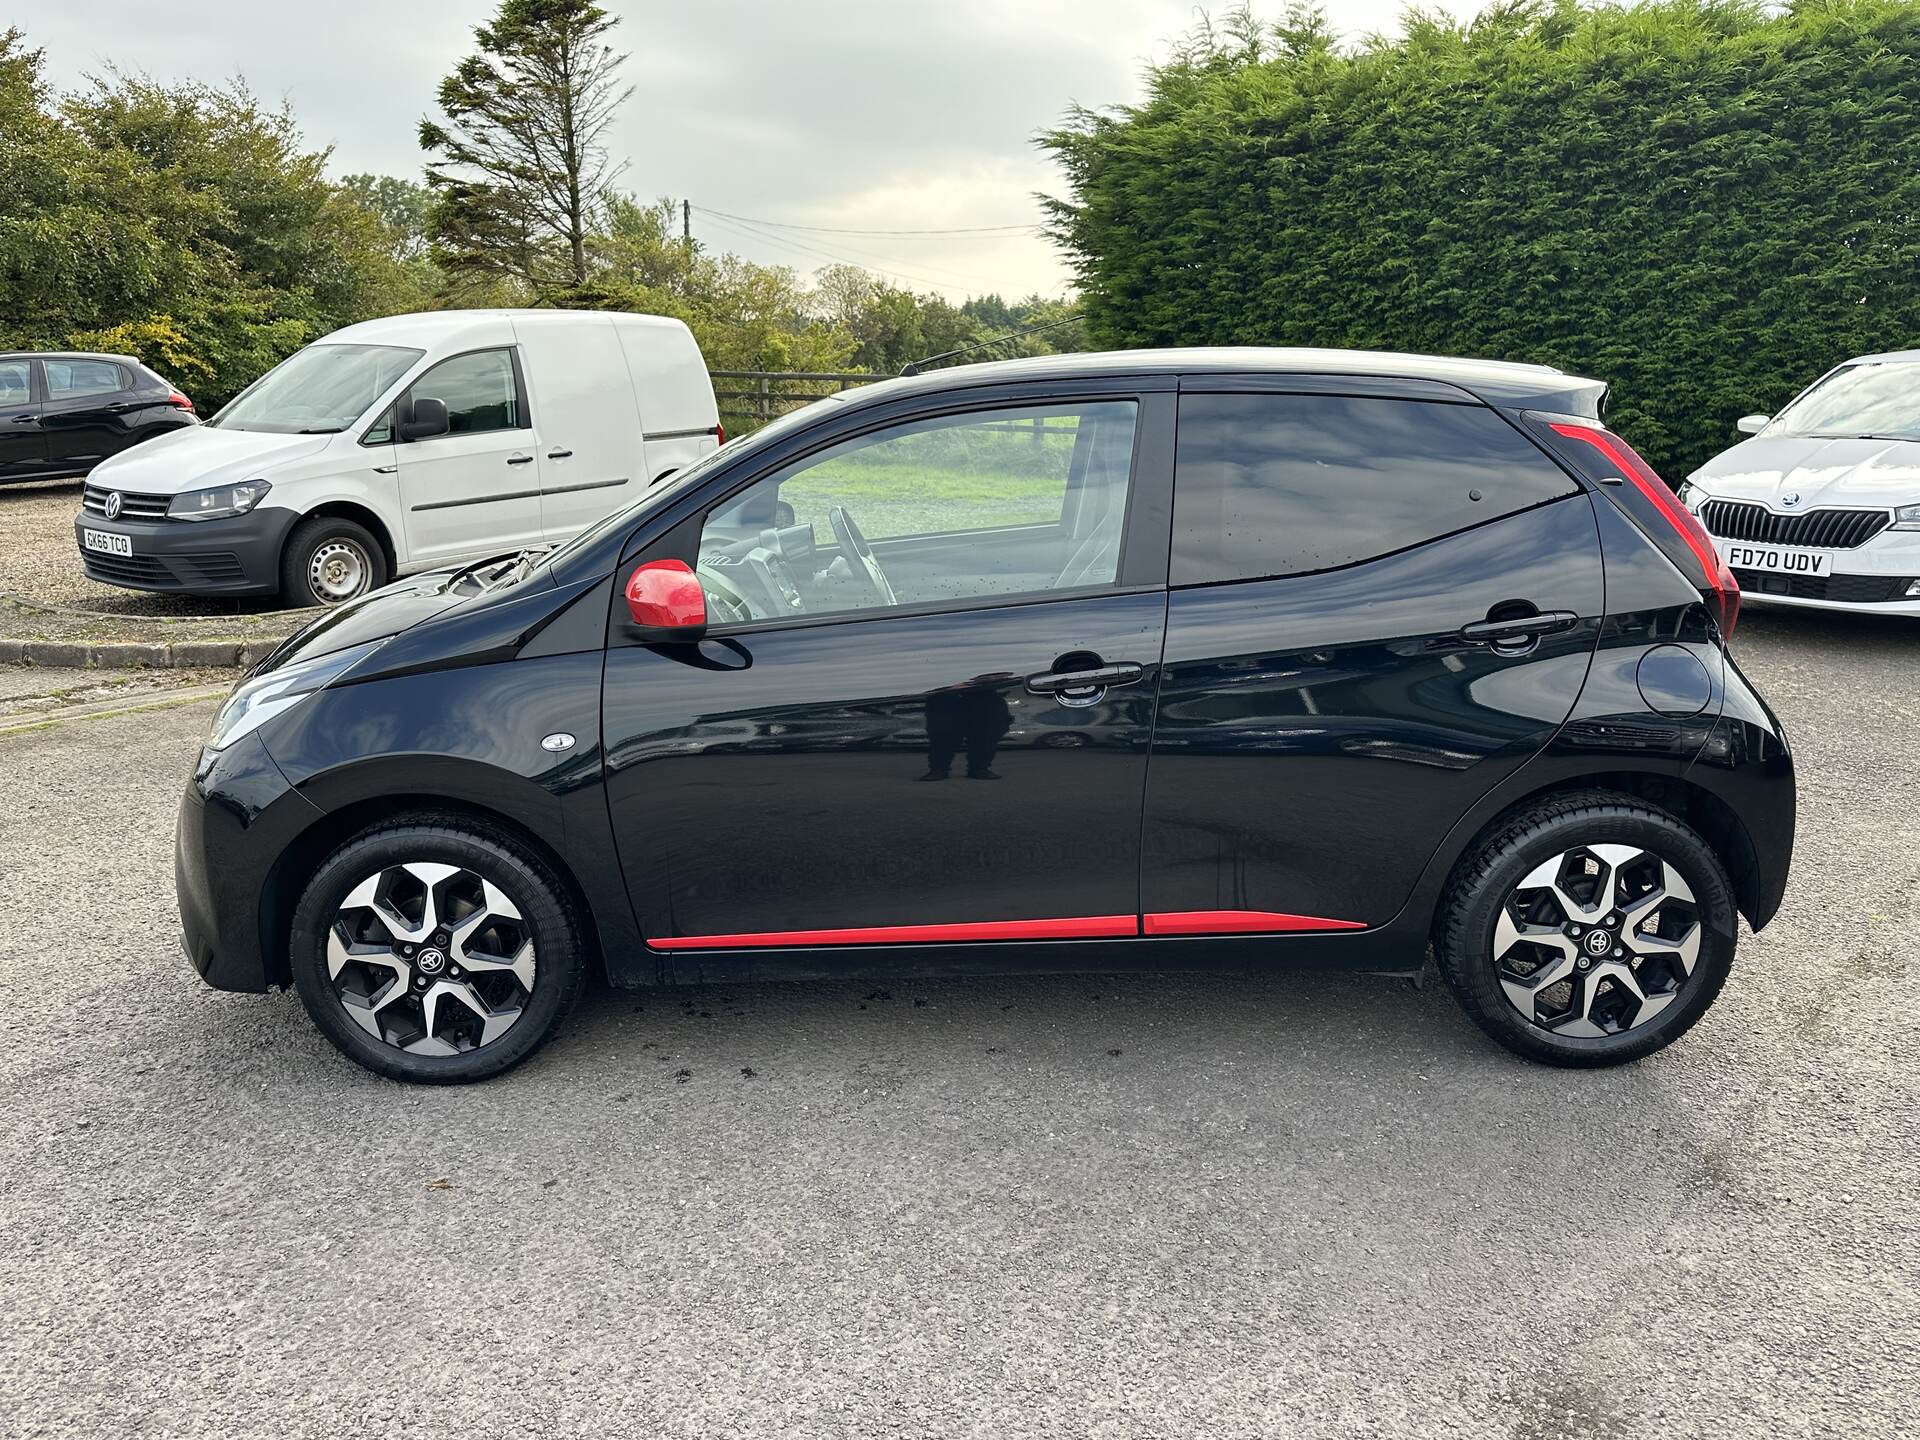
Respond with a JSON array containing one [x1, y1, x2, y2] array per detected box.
[[81, 484, 172, 520], [1699, 499, 1889, 549], [1730, 568, 1911, 603], [80, 551, 248, 589]]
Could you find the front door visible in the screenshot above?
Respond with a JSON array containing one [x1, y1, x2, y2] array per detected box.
[[1141, 388, 1606, 935], [0, 359, 44, 480], [395, 347, 545, 567], [602, 394, 1170, 965]]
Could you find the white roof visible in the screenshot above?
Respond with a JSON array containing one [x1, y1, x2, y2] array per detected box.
[[319, 308, 689, 351]]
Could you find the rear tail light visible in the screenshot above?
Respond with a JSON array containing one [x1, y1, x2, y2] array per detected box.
[[1549, 420, 1740, 639], [713, 421, 726, 445], [167, 391, 195, 411]]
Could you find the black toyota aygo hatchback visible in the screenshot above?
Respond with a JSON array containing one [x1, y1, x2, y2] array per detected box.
[[177, 349, 1794, 1083]]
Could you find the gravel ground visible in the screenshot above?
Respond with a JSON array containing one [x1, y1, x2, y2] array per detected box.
[[0, 609, 1915, 1438]]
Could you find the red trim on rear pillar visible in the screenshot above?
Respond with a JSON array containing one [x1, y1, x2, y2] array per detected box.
[[1142, 910, 1366, 936], [651, 914, 1140, 950]]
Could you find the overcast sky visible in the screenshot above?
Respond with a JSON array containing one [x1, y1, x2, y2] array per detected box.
[[26, 1, 1483, 300]]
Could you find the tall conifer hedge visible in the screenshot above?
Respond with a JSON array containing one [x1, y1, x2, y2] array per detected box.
[[1042, 0, 1920, 478]]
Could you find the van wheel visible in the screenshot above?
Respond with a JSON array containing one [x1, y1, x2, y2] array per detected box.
[[1435, 791, 1737, 1067], [281, 515, 388, 607], [287, 815, 588, 1084]]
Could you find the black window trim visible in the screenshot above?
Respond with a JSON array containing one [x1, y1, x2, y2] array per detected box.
[[608, 382, 1177, 645], [358, 344, 530, 448]]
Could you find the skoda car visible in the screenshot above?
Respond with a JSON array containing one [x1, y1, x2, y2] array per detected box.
[[176, 349, 1794, 1083], [1684, 350, 1920, 613]]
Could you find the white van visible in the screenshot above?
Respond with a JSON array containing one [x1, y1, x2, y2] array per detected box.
[[74, 309, 720, 606]]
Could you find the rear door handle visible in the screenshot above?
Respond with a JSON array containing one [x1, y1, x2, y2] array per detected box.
[[1026, 661, 1145, 695], [505, 453, 534, 466], [1458, 610, 1579, 644], [546, 448, 573, 460]]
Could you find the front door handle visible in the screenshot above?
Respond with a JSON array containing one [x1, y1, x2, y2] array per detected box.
[[505, 453, 534, 466], [1458, 610, 1579, 644], [1026, 661, 1145, 695]]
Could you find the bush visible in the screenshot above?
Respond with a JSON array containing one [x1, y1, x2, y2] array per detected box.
[[1042, 0, 1920, 478]]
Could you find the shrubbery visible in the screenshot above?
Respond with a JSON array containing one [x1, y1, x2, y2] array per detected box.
[[1043, 0, 1920, 477]]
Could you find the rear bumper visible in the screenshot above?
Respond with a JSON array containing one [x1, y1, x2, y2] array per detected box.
[[177, 727, 325, 992], [75, 505, 297, 596]]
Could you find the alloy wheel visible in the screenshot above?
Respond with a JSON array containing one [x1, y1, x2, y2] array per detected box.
[[1492, 843, 1702, 1038], [326, 861, 538, 1055], [308, 538, 372, 603]]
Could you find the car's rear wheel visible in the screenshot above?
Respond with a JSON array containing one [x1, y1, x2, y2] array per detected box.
[[281, 514, 388, 607], [1436, 792, 1737, 1067], [288, 817, 588, 1083]]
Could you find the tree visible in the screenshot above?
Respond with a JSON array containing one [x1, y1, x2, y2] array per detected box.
[[1042, 0, 1920, 479], [419, 0, 632, 293]]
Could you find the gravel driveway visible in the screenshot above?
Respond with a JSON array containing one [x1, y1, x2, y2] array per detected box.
[[0, 610, 1914, 1439]]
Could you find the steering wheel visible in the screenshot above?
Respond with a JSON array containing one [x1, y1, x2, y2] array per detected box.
[[828, 505, 897, 608]]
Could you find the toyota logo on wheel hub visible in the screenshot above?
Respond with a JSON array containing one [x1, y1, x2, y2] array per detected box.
[[1583, 929, 1613, 957]]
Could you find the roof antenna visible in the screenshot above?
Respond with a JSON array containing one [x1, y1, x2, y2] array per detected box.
[[899, 312, 1084, 377]]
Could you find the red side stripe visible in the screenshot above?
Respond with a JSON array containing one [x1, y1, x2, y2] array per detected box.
[[651, 914, 1140, 950], [1142, 910, 1366, 936]]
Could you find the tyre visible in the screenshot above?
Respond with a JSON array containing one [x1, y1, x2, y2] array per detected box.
[[1435, 791, 1737, 1067], [288, 816, 588, 1083], [280, 514, 388, 607]]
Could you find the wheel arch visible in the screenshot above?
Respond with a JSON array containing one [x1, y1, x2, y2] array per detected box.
[[1426, 770, 1765, 938], [257, 791, 605, 991], [296, 499, 399, 577]]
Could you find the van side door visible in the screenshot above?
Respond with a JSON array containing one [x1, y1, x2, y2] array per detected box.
[[1141, 384, 1605, 935], [393, 347, 545, 567], [510, 313, 646, 545]]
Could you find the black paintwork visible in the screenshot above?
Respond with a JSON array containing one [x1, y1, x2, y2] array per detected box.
[[173, 351, 1794, 998], [0, 352, 196, 483]]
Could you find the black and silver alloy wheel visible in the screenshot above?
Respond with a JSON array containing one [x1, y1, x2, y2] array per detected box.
[[290, 817, 586, 1083], [328, 862, 537, 1055], [1493, 844, 1701, 1038], [1437, 792, 1736, 1067]]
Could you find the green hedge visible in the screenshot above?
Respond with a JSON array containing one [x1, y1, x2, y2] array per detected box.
[[1042, 0, 1920, 479]]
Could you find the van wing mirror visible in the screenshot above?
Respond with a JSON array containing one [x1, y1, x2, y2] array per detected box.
[[624, 558, 707, 637], [1735, 413, 1770, 436], [398, 396, 449, 442]]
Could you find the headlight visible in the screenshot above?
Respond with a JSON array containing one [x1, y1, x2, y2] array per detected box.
[[1890, 504, 1920, 531], [1675, 480, 1705, 511], [206, 639, 381, 751], [169, 479, 271, 521]]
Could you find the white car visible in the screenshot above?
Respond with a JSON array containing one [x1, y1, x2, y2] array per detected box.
[[74, 309, 721, 607], [1682, 349, 1920, 615]]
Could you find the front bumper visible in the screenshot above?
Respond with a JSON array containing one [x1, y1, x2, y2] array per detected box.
[[75, 504, 299, 596], [177, 727, 325, 992]]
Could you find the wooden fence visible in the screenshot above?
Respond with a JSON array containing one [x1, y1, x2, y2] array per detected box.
[[710, 370, 879, 432]]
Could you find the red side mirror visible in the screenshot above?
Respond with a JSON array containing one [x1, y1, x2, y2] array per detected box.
[[624, 558, 706, 634]]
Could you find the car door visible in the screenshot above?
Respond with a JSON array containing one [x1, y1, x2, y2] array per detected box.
[[394, 347, 545, 567], [602, 389, 1175, 970], [37, 357, 128, 477], [0, 359, 45, 480], [1140, 384, 1605, 935], [508, 313, 647, 545]]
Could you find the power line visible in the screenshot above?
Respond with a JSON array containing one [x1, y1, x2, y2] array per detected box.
[[695, 205, 1042, 238], [696, 209, 1008, 292]]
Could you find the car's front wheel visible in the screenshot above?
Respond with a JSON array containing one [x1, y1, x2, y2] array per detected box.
[[280, 514, 389, 607], [288, 816, 588, 1083], [1436, 792, 1738, 1067]]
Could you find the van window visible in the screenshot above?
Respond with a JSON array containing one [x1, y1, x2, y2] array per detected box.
[[694, 400, 1138, 624], [409, 349, 525, 436], [1171, 393, 1579, 584], [44, 359, 124, 400]]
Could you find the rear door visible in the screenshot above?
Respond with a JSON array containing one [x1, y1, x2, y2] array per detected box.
[[38, 357, 129, 477], [1140, 384, 1604, 935], [0, 359, 45, 480], [602, 389, 1174, 964], [511, 313, 646, 545], [394, 347, 545, 567]]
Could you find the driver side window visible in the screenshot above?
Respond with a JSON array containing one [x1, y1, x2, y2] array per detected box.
[[694, 400, 1138, 626]]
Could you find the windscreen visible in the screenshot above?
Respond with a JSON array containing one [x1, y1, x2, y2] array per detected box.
[[210, 344, 423, 434], [1770, 361, 1920, 441]]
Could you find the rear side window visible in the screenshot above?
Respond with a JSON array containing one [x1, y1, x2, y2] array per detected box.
[[0, 361, 28, 405], [1172, 393, 1579, 585], [43, 359, 125, 401]]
